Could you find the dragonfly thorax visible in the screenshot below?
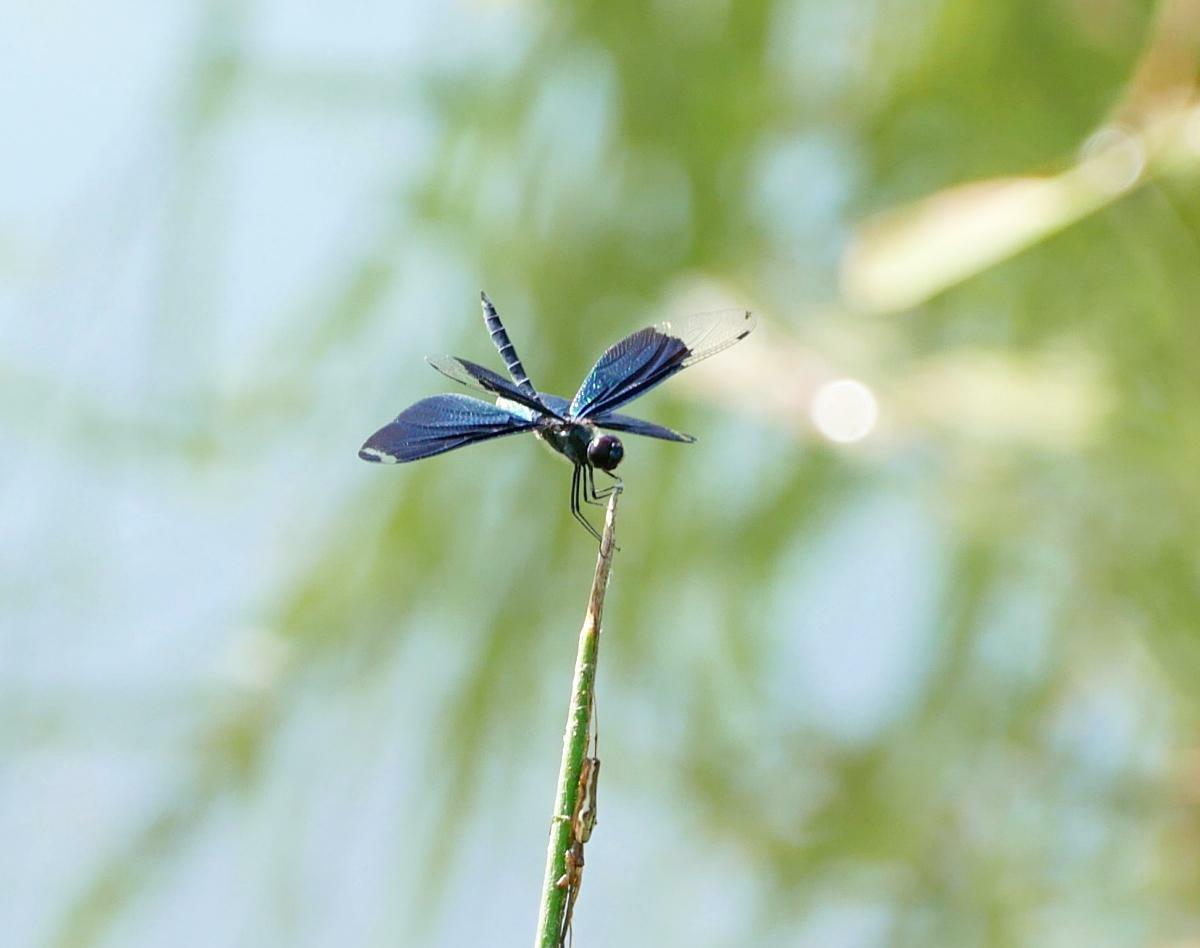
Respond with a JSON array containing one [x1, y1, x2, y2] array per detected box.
[[537, 421, 624, 471]]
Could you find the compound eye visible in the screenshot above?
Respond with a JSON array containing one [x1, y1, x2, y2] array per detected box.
[[587, 434, 624, 471]]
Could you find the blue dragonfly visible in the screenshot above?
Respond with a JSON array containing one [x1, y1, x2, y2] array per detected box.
[[359, 292, 756, 541]]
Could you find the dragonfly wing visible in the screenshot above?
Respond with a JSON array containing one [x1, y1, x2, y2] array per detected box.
[[569, 309, 755, 419], [535, 389, 693, 442], [591, 411, 695, 443], [428, 355, 560, 419], [536, 393, 692, 443], [536, 393, 572, 416], [359, 393, 535, 463]]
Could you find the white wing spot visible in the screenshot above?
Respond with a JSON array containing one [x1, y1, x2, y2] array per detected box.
[[360, 447, 399, 464]]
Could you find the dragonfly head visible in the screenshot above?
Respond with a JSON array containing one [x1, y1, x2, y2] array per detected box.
[[587, 433, 624, 471]]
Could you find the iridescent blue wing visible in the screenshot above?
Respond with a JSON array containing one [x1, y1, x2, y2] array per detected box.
[[569, 309, 755, 420], [537, 392, 693, 443], [591, 412, 695, 443], [536, 394, 572, 416], [359, 393, 535, 463], [427, 355, 561, 420]]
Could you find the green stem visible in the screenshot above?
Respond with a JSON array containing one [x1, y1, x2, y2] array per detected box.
[[534, 490, 621, 948]]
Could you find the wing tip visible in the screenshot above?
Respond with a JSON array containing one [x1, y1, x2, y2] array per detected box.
[[359, 443, 400, 464], [738, 309, 756, 339]]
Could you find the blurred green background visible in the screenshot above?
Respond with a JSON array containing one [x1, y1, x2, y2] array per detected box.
[[6, 0, 1200, 945]]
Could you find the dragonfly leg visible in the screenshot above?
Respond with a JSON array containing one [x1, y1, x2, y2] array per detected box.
[[587, 466, 623, 500], [580, 467, 621, 551], [582, 465, 607, 506], [569, 466, 603, 542]]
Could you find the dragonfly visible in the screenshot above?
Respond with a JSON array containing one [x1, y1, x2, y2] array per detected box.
[[359, 292, 756, 541]]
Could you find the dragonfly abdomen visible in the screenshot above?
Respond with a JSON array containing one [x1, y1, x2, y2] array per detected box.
[[481, 291, 538, 399]]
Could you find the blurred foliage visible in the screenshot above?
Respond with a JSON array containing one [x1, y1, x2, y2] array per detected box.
[[13, 0, 1200, 946]]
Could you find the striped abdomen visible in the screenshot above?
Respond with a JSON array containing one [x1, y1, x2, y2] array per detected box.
[[480, 290, 538, 400]]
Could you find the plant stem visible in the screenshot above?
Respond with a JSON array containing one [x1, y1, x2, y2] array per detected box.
[[534, 491, 621, 948]]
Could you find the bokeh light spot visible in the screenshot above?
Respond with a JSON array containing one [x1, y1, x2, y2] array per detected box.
[[810, 378, 878, 443]]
